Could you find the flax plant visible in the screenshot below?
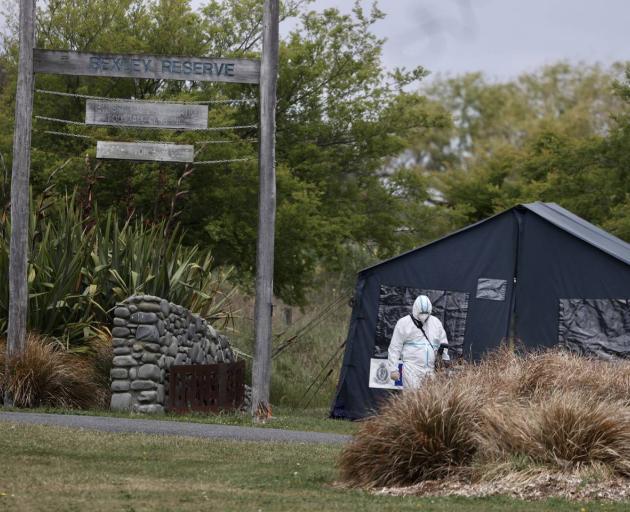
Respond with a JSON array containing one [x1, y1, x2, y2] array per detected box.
[[0, 194, 235, 347]]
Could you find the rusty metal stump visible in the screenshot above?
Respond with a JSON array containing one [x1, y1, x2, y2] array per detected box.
[[168, 361, 245, 413]]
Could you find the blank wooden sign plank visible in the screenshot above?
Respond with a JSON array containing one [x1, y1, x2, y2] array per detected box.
[[96, 141, 194, 162], [34, 49, 260, 84], [86, 100, 208, 130]]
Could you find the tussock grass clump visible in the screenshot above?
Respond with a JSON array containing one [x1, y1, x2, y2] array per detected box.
[[480, 393, 630, 474], [339, 380, 482, 487], [339, 349, 630, 491], [515, 351, 630, 404], [0, 334, 100, 408]]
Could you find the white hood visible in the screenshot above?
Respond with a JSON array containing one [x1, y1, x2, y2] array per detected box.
[[412, 295, 432, 322]]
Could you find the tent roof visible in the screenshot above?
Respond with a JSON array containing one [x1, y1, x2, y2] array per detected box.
[[523, 202, 630, 266], [360, 202, 630, 274]]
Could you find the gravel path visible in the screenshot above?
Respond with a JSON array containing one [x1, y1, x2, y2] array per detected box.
[[0, 412, 351, 444]]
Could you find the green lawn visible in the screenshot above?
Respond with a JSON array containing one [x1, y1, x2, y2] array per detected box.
[[0, 422, 627, 511]]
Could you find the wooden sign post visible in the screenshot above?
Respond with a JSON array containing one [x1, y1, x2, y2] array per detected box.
[[251, 0, 279, 419], [5, 0, 35, 407]]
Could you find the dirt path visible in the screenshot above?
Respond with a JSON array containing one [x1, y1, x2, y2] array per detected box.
[[0, 411, 351, 444]]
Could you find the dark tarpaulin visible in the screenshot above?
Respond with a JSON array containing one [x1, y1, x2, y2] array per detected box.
[[362, 209, 518, 360], [559, 299, 630, 358], [374, 285, 470, 358]]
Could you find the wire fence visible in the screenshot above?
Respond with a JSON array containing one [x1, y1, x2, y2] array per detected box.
[[193, 158, 255, 165]]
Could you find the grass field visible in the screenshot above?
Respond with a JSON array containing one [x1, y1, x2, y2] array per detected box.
[[0, 422, 628, 512]]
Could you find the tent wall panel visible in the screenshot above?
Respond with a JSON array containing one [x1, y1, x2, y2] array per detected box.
[[374, 286, 470, 357], [514, 213, 630, 349]]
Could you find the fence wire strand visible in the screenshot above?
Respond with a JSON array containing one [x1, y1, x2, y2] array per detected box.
[[40, 130, 93, 140], [196, 138, 257, 144], [36, 88, 257, 105], [35, 115, 86, 126], [38, 130, 256, 148], [193, 157, 254, 165], [36, 115, 258, 133]]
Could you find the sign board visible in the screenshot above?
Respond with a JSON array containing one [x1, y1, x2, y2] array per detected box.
[[96, 141, 194, 162], [86, 100, 208, 130], [34, 49, 260, 84]]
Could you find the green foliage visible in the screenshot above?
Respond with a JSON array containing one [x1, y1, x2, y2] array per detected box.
[[0, 194, 235, 345], [227, 283, 350, 408]]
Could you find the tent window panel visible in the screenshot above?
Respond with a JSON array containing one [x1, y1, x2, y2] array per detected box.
[[374, 285, 469, 358], [476, 278, 507, 301], [559, 298, 630, 358]]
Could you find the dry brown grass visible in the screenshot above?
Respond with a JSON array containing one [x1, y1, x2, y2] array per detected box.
[[0, 333, 102, 408], [339, 348, 630, 491], [480, 393, 630, 475], [339, 383, 482, 487], [85, 329, 113, 408]]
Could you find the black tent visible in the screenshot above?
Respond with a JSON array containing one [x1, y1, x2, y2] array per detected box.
[[331, 202, 630, 420]]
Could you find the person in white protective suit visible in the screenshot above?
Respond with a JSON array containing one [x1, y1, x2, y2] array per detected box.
[[388, 295, 450, 389]]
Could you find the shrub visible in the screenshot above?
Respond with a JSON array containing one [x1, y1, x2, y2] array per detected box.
[[517, 351, 630, 405], [531, 393, 630, 474], [338, 349, 630, 488], [338, 377, 483, 487], [0, 334, 100, 408], [480, 393, 630, 473]]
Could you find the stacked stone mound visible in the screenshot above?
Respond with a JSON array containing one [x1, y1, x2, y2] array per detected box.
[[110, 295, 236, 413]]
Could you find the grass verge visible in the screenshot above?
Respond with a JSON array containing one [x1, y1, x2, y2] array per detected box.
[[0, 422, 627, 511]]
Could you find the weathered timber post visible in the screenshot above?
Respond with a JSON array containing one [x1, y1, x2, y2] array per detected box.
[[4, 0, 36, 407], [251, 0, 279, 417]]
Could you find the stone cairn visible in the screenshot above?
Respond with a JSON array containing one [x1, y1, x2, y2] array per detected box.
[[110, 295, 246, 413]]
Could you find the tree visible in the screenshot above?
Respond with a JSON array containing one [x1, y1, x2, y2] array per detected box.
[[422, 64, 630, 240]]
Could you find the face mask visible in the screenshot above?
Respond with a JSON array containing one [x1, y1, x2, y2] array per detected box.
[[417, 313, 430, 323]]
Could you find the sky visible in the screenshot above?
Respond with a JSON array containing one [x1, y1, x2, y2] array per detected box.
[[3, 0, 627, 81], [295, 0, 630, 81]]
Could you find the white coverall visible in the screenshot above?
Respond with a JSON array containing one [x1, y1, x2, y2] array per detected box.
[[387, 315, 450, 389]]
